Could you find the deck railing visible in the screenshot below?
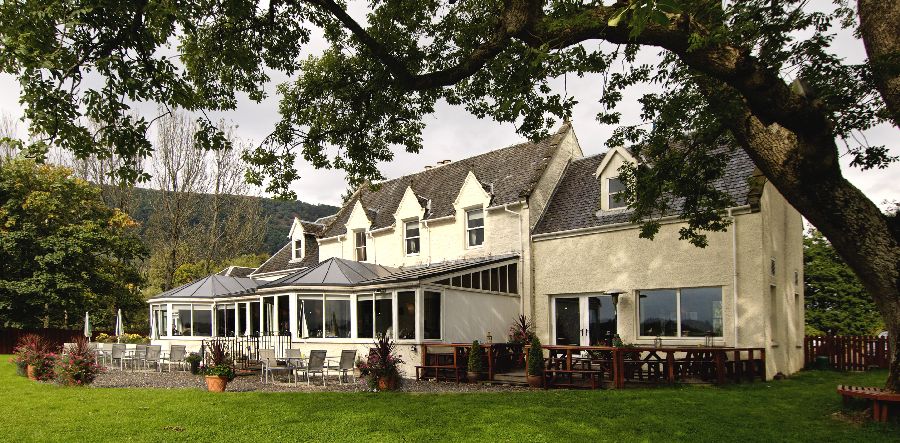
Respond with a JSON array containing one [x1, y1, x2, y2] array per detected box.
[[201, 334, 292, 368], [419, 342, 766, 388]]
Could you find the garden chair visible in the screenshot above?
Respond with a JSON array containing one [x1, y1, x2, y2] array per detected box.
[[306, 350, 327, 386], [285, 348, 306, 383], [327, 350, 357, 385], [163, 345, 187, 371], [124, 344, 147, 371], [144, 345, 162, 371], [259, 349, 293, 384], [96, 343, 112, 365], [110, 344, 127, 370]]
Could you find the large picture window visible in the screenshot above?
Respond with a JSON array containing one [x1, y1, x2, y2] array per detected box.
[[216, 304, 236, 337], [397, 291, 416, 340], [193, 307, 213, 336], [355, 230, 367, 261], [172, 304, 192, 336], [639, 287, 723, 337], [152, 305, 167, 337], [466, 209, 484, 247], [375, 296, 392, 337], [405, 220, 420, 255]]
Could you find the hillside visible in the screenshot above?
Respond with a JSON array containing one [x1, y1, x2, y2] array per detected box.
[[121, 186, 339, 255]]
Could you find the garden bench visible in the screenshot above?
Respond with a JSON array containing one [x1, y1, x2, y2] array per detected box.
[[415, 364, 462, 383], [837, 385, 900, 422]]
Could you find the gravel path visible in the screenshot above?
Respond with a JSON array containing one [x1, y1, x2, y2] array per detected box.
[[91, 369, 531, 393]]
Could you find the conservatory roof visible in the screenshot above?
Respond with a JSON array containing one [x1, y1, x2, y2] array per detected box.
[[147, 274, 262, 301]]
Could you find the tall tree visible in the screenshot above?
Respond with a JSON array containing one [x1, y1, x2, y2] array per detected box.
[[0, 1, 897, 389], [804, 229, 883, 336], [0, 159, 146, 328]]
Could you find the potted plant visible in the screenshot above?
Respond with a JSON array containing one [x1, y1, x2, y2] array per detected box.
[[507, 315, 535, 368], [185, 352, 202, 375], [526, 336, 544, 388], [357, 334, 404, 391], [13, 334, 55, 381], [201, 341, 235, 392], [467, 340, 483, 382]]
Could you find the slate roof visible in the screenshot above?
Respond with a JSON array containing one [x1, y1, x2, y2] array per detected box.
[[319, 123, 573, 239], [533, 146, 758, 235], [148, 275, 261, 301], [251, 233, 320, 276], [262, 254, 519, 289], [217, 266, 256, 278], [298, 220, 326, 235]]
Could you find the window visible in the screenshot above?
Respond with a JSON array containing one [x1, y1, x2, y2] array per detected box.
[[238, 302, 251, 336], [249, 301, 261, 336], [193, 307, 213, 336], [292, 238, 303, 260], [355, 231, 367, 261], [325, 296, 351, 338], [397, 291, 416, 340], [770, 257, 776, 276], [299, 298, 324, 338], [216, 305, 236, 337], [639, 290, 677, 336], [639, 287, 723, 337], [432, 264, 518, 294], [607, 177, 627, 209], [466, 209, 484, 247], [405, 220, 420, 255], [263, 296, 276, 334], [375, 296, 392, 338], [679, 287, 723, 337], [172, 305, 192, 336], [357, 295, 374, 339], [152, 305, 167, 337], [424, 291, 441, 340]]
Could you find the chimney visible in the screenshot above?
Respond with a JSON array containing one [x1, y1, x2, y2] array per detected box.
[[438, 159, 451, 165], [424, 165, 433, 170]]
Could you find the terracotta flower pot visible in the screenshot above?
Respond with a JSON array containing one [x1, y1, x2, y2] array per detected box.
[[205, 375, 228, 392], [26, 365, 37, 381], [376, 376, 397, 391], [527, 374, 543, 388], [467, 371, 481, 383]]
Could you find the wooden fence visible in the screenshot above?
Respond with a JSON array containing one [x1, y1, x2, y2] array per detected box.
[[804, 335, 890, 371], [0, 328, 113, 354]]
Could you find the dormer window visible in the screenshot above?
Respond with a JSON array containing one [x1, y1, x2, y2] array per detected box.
[[607, 177, 627, 209], [292, 238, 303, 260], [405, 220, 420, 255], [354, 230, 368, 261], [466, 209, 484, 248]]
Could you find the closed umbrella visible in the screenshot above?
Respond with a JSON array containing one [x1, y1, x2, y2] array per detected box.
[[115, 309, 124, 342], [83, 312, 92, 341]]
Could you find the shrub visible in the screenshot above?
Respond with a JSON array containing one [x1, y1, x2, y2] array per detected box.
[[13, 334, 56, 381], [527, 336, 544, 376], [200, 341, 235, 380], [55, 337, 103, 386], [357, 334, 404, 390], [122, 333, 149, 344], [94, 333, 115, 343], [507, 315, 536, 345], [467, 340, 483, 373]]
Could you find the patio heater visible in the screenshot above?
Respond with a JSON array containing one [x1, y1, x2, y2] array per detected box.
[[603, 289, 625, 340]]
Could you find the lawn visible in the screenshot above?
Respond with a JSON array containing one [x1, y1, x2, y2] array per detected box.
[[1, 358, 897, 442]]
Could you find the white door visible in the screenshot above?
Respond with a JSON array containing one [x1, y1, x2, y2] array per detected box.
[[553, 295, 617, 346]]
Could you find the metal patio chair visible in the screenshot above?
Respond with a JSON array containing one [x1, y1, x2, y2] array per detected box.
[[327, 350, 357, 384], [285, 348, 306, 383], [259, 348, 293, 384], [306, 350, 327, 386], [163, 345, 187, 371], [144, 345, 162, 371], [110, 344, 126, 370]]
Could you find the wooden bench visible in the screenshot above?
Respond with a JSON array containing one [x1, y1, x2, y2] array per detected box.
[[415, 365, 462, 383], [838, 385, 900, 422], [545, 369, 605, 389]]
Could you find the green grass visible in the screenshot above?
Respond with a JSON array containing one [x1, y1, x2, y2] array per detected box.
[[1, 357, 897, 442]]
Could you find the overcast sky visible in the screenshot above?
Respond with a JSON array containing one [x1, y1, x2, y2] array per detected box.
[[0, 5, 896, 209]]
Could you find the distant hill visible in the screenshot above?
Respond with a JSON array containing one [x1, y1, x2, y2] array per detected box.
[[122, 187, 339, 255]]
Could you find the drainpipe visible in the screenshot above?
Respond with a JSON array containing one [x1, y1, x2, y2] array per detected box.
[[503, 203, 525, 314], [422, 219, 432, 265], [338, 235, 344, 259], [729, 207, 739, 347]]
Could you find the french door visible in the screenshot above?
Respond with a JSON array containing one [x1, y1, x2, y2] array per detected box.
[[553, 295, 617, 346]]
